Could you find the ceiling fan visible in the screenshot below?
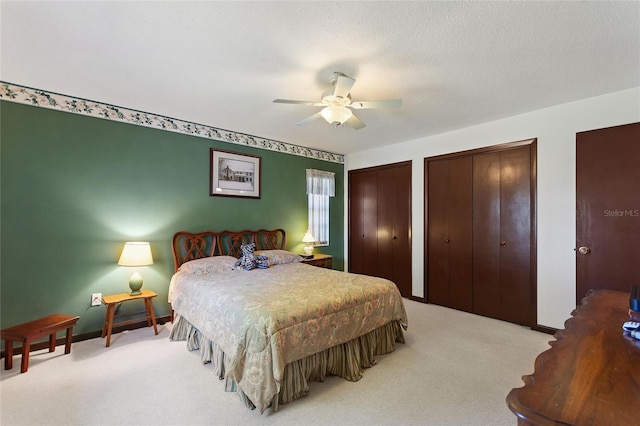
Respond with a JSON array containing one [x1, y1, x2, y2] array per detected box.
[[273, 72, 402, 130]]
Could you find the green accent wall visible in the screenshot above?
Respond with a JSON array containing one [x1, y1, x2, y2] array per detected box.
[[0, 101, 344, 338]]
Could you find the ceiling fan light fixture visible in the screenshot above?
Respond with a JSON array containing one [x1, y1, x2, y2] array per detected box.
[[274, 71, 399, 130], [320, 106, 352, 127]]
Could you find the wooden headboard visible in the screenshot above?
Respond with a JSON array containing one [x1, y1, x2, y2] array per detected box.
[[171, 229, 286, 271]]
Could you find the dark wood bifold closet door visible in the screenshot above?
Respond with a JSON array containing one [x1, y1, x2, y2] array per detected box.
[[349, 169, 379, 277], [349, 162, 412, 298], [425, 140, 536, 327], [378, 165, 412, 295], [473, 147, 531, 325], [427, 156, 473, 311]]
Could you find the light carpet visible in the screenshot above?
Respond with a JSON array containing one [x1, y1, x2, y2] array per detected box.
[[0, 299, 551, 425]]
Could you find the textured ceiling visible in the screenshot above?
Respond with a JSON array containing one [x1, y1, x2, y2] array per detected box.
[[1, 1, 639, 155]]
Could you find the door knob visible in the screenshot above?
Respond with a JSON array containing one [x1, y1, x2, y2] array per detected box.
[[578, 246, 590, 255], [500, 241, 507, 247]]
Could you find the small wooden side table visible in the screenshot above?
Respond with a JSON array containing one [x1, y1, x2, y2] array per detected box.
[[1, 314, 79, 373], [101, 289, 158, 347], [302, 254, 333, 269]]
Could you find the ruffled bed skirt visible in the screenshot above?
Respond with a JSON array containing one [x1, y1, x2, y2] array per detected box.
[[169, 314, 406, 412]]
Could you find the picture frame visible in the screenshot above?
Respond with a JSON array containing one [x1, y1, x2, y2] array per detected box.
[[210, 149, 261, 198]]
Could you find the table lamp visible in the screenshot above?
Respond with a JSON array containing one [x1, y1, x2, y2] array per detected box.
[[302, 230, 316, 258], [118, 242, 153, 295]]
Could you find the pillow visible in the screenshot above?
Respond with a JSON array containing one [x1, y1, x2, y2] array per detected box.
[[254, 250, 303, 266], [178, 256, 237, 274]]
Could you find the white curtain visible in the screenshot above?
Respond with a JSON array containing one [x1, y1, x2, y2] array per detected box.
[[306, 169, 335, 197], [306, 170, 335, 245]]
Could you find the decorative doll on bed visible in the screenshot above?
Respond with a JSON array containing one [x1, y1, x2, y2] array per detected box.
[[235, 242, 268, 270]]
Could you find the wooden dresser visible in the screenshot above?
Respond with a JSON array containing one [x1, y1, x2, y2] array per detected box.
[[507, 290, 639, 425]]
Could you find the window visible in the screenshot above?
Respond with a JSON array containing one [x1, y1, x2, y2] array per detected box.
[[306, 169, 335, 246]]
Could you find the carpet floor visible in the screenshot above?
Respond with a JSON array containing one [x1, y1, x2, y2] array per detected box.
[[0, 299, 551, 425]]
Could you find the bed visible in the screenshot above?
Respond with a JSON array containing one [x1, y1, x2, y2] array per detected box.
[[168, 228, 408, 413]]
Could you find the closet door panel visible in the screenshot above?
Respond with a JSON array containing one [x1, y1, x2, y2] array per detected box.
[[391, 163, 412, 297], [473, 152, 501, 319], [448, 156, 473, 311], [349, 171, 366, 274], [499, 147, 531, 325], [427, 160, 451, 305], [349, 172, 371, 274], [361, 170, 379, 277], [377, 167, 395, 283]]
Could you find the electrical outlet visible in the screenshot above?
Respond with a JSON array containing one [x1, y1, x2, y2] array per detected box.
[[91, 293, 102, 306]]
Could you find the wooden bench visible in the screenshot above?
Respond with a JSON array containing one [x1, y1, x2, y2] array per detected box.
[[1, 314, 80, 373]]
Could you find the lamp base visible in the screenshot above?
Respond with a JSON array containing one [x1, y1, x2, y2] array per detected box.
[[129, 271, 143, 296], [303, 245, 314, 256]]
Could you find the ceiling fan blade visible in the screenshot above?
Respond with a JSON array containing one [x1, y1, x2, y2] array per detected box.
[[273, 99, 324, 106], [346, 113, 366, 130], [296, 112, 322, 126], [334, 75, 355, 98], [350, 99, 402, 109]]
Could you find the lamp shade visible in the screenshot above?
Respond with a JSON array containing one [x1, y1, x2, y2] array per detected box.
[[302, 231, 316, 244], [118, 242, 153, 266], [320, 106, 352, 126], [118, 242, 153, 295]]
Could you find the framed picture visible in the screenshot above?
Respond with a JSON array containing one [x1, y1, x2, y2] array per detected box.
[[210, 149, 261, 198]]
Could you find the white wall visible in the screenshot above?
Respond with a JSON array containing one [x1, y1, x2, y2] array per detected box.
[[344, 87, 640, 329]]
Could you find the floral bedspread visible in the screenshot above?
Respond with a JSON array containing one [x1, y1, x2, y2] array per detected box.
[[168, 261, 408, 412]]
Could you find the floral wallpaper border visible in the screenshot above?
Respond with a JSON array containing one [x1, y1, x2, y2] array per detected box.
[[0, 82, 344, 164]]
